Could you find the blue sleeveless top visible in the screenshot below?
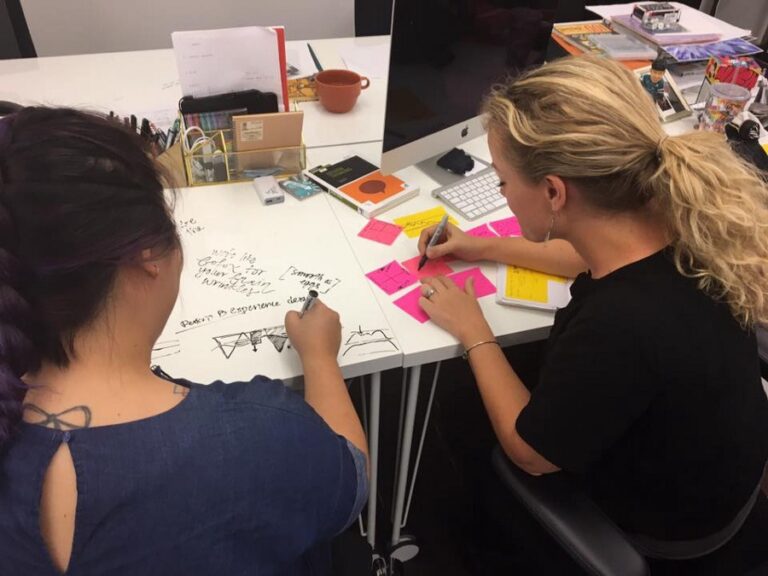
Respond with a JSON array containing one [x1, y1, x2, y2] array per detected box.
[[0, 376, 368, 576]]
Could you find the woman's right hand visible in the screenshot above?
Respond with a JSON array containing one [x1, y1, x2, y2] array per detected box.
[[285, 299, 341, 363], [417, 222, 488, 262]]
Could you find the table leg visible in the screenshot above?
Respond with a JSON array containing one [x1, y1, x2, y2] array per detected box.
[[367, 372, 381, 548], [391, 364, 421, 547]]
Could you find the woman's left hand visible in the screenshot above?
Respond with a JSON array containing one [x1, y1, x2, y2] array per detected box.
[[419, 276, 493, 345]]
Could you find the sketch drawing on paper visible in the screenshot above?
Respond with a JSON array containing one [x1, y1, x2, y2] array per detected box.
[[342, 326, 399, 357], [152, 339, 181, 359], [212, 325, 291, 359]]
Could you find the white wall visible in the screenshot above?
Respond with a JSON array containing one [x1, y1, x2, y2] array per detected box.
[[21, 0, 355, 56]]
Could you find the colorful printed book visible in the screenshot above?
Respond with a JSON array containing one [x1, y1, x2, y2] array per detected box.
[[496, 264, 572, 311], [304, 156, 419, 218], [552, 20, 617, 55]]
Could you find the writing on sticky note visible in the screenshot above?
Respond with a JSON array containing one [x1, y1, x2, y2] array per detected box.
[[401, 255, 454, 279], [358, 218, 403, 245], [465, 224, 497, 239], [489, 216, 522, 237], [366, 260, 418, 295], [448, 267, 496, 298], [393, 206, 459, 238], [393, 285, 430, 323], [504, 266, 566, 303]]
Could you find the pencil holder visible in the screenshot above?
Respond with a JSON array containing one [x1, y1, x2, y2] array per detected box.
[[179, 115, 306, 187]]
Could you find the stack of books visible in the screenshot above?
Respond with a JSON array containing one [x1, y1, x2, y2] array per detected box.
[[551, 20, 656, 68]]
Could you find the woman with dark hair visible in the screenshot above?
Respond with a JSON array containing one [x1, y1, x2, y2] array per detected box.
[[0, 107, 368, 575]]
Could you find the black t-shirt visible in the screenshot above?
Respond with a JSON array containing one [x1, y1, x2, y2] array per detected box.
[[517, 249, 768, 540]]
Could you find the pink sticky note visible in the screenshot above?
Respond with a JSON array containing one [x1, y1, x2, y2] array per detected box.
[[466, 224, 498, 238], [400, 255, 454, 279], [366, 260, 418, 295], [393, 285, 430, 323], [358, 219, 403, 245], [447, 267, 496, 298], [393, 266, 497, 323], [489, 216, 522, 237]]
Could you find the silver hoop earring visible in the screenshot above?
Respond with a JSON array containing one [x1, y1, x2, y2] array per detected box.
[[544, 213, 555, 242]]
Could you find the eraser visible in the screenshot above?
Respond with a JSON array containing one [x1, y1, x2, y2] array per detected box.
[[253, 176, 284, 205]]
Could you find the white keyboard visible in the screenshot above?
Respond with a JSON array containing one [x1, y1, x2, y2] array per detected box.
[[431, 167, 507, 221]]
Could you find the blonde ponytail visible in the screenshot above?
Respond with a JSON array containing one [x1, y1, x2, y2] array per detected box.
[[483, 55, 768, 327]]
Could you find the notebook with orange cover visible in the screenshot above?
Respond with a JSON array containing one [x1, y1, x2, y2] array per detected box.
[[304, 155, 419, 218]]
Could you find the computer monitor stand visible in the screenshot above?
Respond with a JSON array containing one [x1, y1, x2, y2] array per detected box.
[[413, 149, 490, 188]]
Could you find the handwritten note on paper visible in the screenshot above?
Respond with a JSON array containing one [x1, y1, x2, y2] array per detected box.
[[393, 285, 431, 323], [172, 26, 286, 109], [448, 268, 496, 298], [401, 255, 454, 279], [393, 207, 459, 239], [366, 261, 418, 295], [489, 216, 522, 237], [466, 224, 498, 238], [504, 266, 567, 303], [358, 219, 403, 245]]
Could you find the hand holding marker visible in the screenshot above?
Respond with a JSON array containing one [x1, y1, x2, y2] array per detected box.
[[417, 214, 450, 271], [299, 290, 319, 318]]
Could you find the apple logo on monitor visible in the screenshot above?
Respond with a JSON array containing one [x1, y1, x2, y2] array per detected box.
[[461, 125, 469, 138]]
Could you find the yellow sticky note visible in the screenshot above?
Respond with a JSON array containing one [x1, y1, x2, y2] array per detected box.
[[504, 266, 566, 303], [393, 206, 459, 238]]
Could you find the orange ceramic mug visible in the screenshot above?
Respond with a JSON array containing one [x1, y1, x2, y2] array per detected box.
[[315, 69, 370, 113]]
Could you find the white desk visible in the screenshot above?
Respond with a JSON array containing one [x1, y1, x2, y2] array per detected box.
[[0, 36, 389, 149]]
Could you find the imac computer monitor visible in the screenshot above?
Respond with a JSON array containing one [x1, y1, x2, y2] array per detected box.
[[381, 0, 559, 175]]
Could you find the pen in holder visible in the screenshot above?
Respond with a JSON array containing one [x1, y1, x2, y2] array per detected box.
[[178, 113, 306, 187], [181, 125, 230, 186]]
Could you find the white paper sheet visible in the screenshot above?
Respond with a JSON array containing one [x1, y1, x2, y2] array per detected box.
[[586, 3, 751, 41], [172, 26, 286, 110], [286, 44, 318, 78], [339, 44, 391, 80]]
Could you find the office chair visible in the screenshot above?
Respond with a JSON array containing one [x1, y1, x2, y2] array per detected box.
[[491, 446, 649, 576], [492, 373, 768, 576]]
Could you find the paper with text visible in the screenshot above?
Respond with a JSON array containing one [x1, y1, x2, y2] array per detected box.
[[394, 206, 459, 238], [172, 26, 286, 110], [502, 266, 569, 305]]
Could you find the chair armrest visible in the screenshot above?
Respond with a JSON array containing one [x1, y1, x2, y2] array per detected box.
[[492, 446, 649, 576]]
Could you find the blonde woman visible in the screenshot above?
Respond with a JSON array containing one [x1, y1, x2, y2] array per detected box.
[[417, 55, 768, 574]]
